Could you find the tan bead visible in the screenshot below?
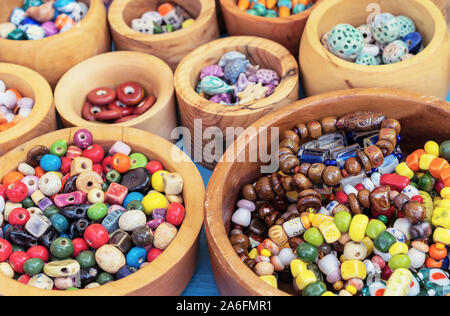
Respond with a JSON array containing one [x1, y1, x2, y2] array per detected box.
[[163, 172, 184, 195], [268, 224, 288, 246], [339, 233, 351, 245], [70, 157, 93, 176], [322, 166, 342, 186], [28, 274, 53, 290], [356, 150, 372, 173], [344, 241, 367, 261], [357, 189, 371, 209], [4, 201, 22, 222], [255, 177, 275, 200], [166, 194, 183, 204], [281, 130, 300, 145], [44, 260, 80, 278], [412, 240, 429, 253], [292, 173, 313, 191], [255, 261, 275, 276], [95, 245, 126, 274], [321, 116, 337, 134], [332, 204, 351, 215], [381, 119, 401, 135], [85, 282, 101, 289], [379, 128, 397, 147], [364, 145, 384, 168], [295, 123, 308, 139], [279, 138, 299, 155], [0, 262, 14, 278], [348, 193, 362, 215], [307, 163, 326, 185], [307, 121, 322, 139], [242, 184, 257, 201], [153, 222, 178, 250], [76, 171, 103, 193], [230, 234, 250, 249]]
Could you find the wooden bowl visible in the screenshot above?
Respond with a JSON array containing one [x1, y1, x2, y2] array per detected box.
[[0, 0, 110, 88], [205, 88, 450, 296], [108, 0, 220, 71], [431, 0, 450, 28], [299, 0, 450, 98], [0, 126, 205, 296], [175, 36, 299, 170], [220, 0, 322, 56], [0, 63, 55, 156], [54, 51, 177, 142]]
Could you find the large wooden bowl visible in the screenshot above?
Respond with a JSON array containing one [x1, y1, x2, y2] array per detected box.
[[0, 63, 55, 156], [205, 88, 450, 296], [299, 0, 450, 98], [54, 51, 177, 142], [108, 0, 220, 71], [175, 36, 299, 170], [0, 0, 110, 88], [220, 0, 322, 56], [0, 126, 205, 296], [431, 0, 450, 28]]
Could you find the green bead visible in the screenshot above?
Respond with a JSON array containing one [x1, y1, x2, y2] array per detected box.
[[307, 263, 323, 282], [411, 173, 418, 183], [153, 24, 163, 34], [440, 140, 450, 161], [246, 9, 258, 16], [164, 24, 174, 32], [23, 0, 42, 10], [388, 254, 411, 270], [23, 258, 44, 276], [410, 182, 418, 189], [374, 231, 396, 253], [129, 153, 148, 170], [304, 228, 324, 247], [126, 200, 144, 212], [87, 203, 108, 221], [356, 53, 378, 65], [264, 10, 277, 17], [296, 243, 318, 264], [334, 211, 352, 233], [102, 182, 109, 192], [76, 251, 96, 269], [50, 237, 74, 260], [377, 215, 388, 226], [50, 139, 68, 157], [97, 272, 114, 285], [252, 3, 266, 16], [365, 219, 387, 240], [12, 245, 25, 253], [303, 282, 327, 296], [21, 197, 35, 209], [396, 15, 416, 37], [66, 287, 79, 291], [106, 170, 121, 183], [7, 29, 27, 40], [44, 205, 60, 218], [418, 174, 435, 192]]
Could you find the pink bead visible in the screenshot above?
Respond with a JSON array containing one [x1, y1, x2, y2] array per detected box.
[[21, 176, 39, 197], [54, 191, 87, 208], [0, 106, 7, 116], [355, 184, 365, 191], [41, 21, 58, 37], [109, 141, 131, 156], [371, 255, 386, 270]]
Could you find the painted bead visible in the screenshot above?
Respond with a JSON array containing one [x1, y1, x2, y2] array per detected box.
[[44, 259, 80, 277], [355, 53, 378, 65], [341, 259, 367, 280], [402, 32, 422, 55], [383, 40, 409, 64], [153, 222, 177, 250], [28, 273, 53, 290], [126, 247, 147, 269], [197, 76, 234, 95], [327, 24, 364, 61], [95, 244, 126, 274], [396, 15, 416, 37], [371, 13, 400, 44], [384, 268, 412, 296]]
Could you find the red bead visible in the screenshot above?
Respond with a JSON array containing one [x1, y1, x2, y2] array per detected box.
[[8, 208, 30, 226], [0, 184, 7, 199], [26, 245, 50, 262], [9, 251, 30, 273], [66, 145, 82, 159], [72, 238, 89, 258], [371, 205, 396, 219], [146, 161, 163, 175], [60, 157, 72, 175], [380, 174, 410, 192], [105, 183, 128, 205], [17, 274, 31, 285], [82, 144, 105, 164], [355, 184, 365, 191], [6, 181, 28, 203], [381, 264, 393, 281], [147, 248, 163, 263], [435, 179, 445, 194], [61, 173, 70, 188], [166, 202, 185, 226], [411, 195, 423, 204], [371, 255, 385, 270], [335, 191, 348, 204], [92, 164, 103, 176], [102, 156, 113, 174], [84, 224, 109, 249], [0, 238, 13, 262]]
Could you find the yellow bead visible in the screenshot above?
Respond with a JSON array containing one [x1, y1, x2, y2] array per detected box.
[[286, 191, 298, 202], [319, 221, 341, 244], [142, 190, 169, 216], [346, 285, 357, 295], [389, 242, 409, 256], [259, 275, 278, 289], [436, 242, 446, 250], [182, 18, 195, 28], [384, 268, 412, 296], [260, 249, 272, 257], [349, 214, 369, 242], [441, 187, 450, 200], [341, 260, 367, 280], [309, 213, 333, 228], [424, 141, 440, 157], [295, 269, 317, 290], [419, 190, 434, 222], [434, 227, 450, 245], [395, 162, 414, 179], [419, 154, 435, 171], [432, 207, 450, 230], [249, 248, 258, 259], [333, 280, 344, 291], [362, 236, 374, 256], [340, 254, 346, 263], [151, 170, 169, 192], [322, 291, 335, 296], [290, 259, 308, 278], [280, 242, 290, 250]]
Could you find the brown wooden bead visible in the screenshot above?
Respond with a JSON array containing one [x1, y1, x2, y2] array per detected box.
[[280, 138, 299, 155], [364, 145, 384, 167], [370, 186, 391, 212], [242, 184, 257, 201], [379, 128, 397, 147], [332, 204, 351, 215], [257, 203, 274, 219], [321, 116, 337, 134], [297, 195, 322, 212], [245, 258, 257, 270], [356, 150, 372, 173], [404, 201, 426, 224], [348, 193, 362, 215], [239, 253, 250, 262], [275, 218, 285, 225], [357, 189, 371, 209], [255, 177, 275, 201], [230, 234, 250, 250], [376, 139, 395, 156], [344, 157, 362, 176], [289, 237, 304, 249], [389, 190, 399, 201], [292, 173, 313, 191], [265, 211, 280, 227], [322, 166, 342, 186], [336, 111, 386, 131], [281, 176, 293, 191], [281, 130, 300, 145], [308, 163, 326, 184], [270, 173, 285, 197], [298, 163, 311, 175], [279, 153, 299, 174], [233, 244, 247, 256], [278, 147, 293, 157], [307, 121, 322, 139], [287, 214, 300, 221], [381, 119, 401, 135], [248, 218, 266, 236], [272, 196, 288, 212], [393, 194, 410, 211], [298, 189, 321, 200], [295, 123, 308, 139]]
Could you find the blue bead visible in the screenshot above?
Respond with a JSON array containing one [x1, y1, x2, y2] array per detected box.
[[371, 168, 378, 173], [3, 224, 10, 235], [397, 134, 402, 142], [402, 32, 422, 54], [40, 154, 61, 172], [49, 214, 69, 233], [123, 192, 144, 208], [101, 209, 124, 233], [59, 233, 69, 238], [324, 160, 330, 166], [126, 247, 147, 269], [395, 152, 404, 161], [442, 256, 449, 270], [278, 0, 292, 9], [117, 266, 137, 280]]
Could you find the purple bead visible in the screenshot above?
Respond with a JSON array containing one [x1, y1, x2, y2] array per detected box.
[[256, 69, 279, 85], [146, 218, 164, 230], [0, 229, 3, 239], [237, 199, 256, 212], [108, 204, 126, 215], [41, 21, 58, 37], [21, 176, 39, 197], [265, 84, 277, 97], [38, 197, 54, 211], [152, 208, 166, 220], [109, 141, 131, 156], [209, 93, 232, 104], [17, 97, 34, 109], [144, 244, 153, 252], [73, 129, 93, 149], [2, 91, 17, 109], [200, 64, 224, 79], [235, 73, 249, 93], [54, 191, 87, 208], [245, 64, 260, 83]]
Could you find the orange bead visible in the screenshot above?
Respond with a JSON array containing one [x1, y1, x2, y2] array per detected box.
[[7, 88, 22, 100], [406, 149, 424, 172], [158, 3, 174, 16], [441, 165, 450, 182], [35, 166, 45, 178], [279, 6, 291, 17], [2, 171, 24, 186], [298, 0, 311, 5], [429, 158, 449, 179], [444, 177, 450, 188], [0, 122, 15, 132], [0, 113, 7, 125], [425, 257, 443, 268], [429, 243, 448, 260], [237, 0, 250, 10], [55, 14, 74, 30], [266, 0, 277, 9], [112, 153, 131, 173]]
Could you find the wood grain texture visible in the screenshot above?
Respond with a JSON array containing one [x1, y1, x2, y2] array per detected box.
[[431, 0, 450, 28], [175, 36, 299, 169], [205, 88, 450, 296], [299, 0, 450, 98], [54, 51, 177, 142], [0, 126, 205, 296], [0, 0, 110, 88], [220, 0, 322, 56], [0, 63, 56, 156], [108, 0, 220, 71]]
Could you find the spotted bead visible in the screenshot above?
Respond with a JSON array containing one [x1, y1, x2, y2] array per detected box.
[[356, 53, 379, 65], [383, 40, 409, 64], [371, 13, 400, 44], [327, 24, 365, 61], [396, 15, 416, 37], [356, 24, 373, 44]]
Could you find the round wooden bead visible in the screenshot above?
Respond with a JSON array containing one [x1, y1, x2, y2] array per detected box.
[[356, 150, 372, 173], [364, 145, 384, 168], [308, 163, 326, 185], [95, 244, 126, 274], [370, 186, 391, 212], [403, 201, 425, 224], [381, 119, 401, 135], [229, 233, 250, 249], [321, 116, 337, 134], [153, 222, 178, 250], [295, 123, 308, 139], [255, 261, 275, 276], [348, 193, 362, 215], [281, 130, 300, 145], [255, 177, 275, 201], [292, 173, 313, 191], [357, 189, 371, 209], [242, 184, 257, 201], [344, 157, 362, 176], [322, 166, 342, 186], [307, 121, 322, 139]]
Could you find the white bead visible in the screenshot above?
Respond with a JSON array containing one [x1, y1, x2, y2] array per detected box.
[[326, 201, 339, 213], [39, 172, 62, 196], [231, 208, 251, 227], [401, 185, 419, 199], [318, 206, 332, 216], [18, 162, 35, 176], [142, 11, 163, 26], [5, 112, 14, 122], [18, 107, 32, 118], [361, 177, 375, 192], [373, 247, 392, 262], [378, 154, 399, 175], [393, 218, 412, 240], [26, 25, 46, 40], [0, 23, 16, 39], [318, 254, 340, 276], [0, 196, 4, 214], [343, 184, 358, 196], [371, 172, 381, 187], [283, 217, 307, 238], [278, 247, 297, 266], [408, 247, 426, 269], [361, 43, 379, 56], [0, 262, 14, 278]]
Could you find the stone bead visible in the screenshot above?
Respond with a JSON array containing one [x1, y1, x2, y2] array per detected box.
[[132, 225, 154, 247], [95, 245, 126, 274], [403, 201, 425, 224], [109, 230, 133, 253], [364, 145, 384, 168], [371, 13, 400, 44], [396, 15, 416, 37], [118, 210, 147, 232], [383, 40, 409, 64], [43, 259, 80, 278], [28, 273, 53, 290], [153, 222, 177, 250], [328, 24, 365, 61]]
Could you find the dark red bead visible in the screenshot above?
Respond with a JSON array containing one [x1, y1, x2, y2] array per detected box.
[[17, 274, 30, 285], [0, 238, 13, 262], [82, 144, 105, 164], [60, 157, 72, 175], [102, 156, 113, 174], [92, 164, 103, 176]]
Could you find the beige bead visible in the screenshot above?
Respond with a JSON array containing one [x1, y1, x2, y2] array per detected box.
[[76, 171, 103, 193], [344, 241, 368, 260], [28, 274, 54, 290], [0, 23, 16, 39], [85, 282, 101, 289], [140, 262, 150, 269], [39, 172, 62, 196], [88, 188, 105, 204], [4, 201, 22, 221], [54, 276, 76, 290], [163, 172, 184, 195], [31, 190, 45, 205], [70, 157, 93, 176], [44, 260, 80, 278], [153, 222, 178, 250], [339, 233, 351, 245], [18, 162, 35, 176], [27, 207, 44, 217], [0, 262, 14, 278], [95, 245, 126, 274], [255, 261, 275, 276], [268, 225, 288, 246], [166, 194, 183, 204], [118, 210, 147, 232]]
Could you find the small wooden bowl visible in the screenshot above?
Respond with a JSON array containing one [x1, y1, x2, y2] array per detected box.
[[220, 0, 322, 56], [0, 126, 205, 296], [0, 63, 55, 156], [205, 88, 450, 296], [299, 0, 450, 98], [54, 51, 177, 142], [108, 0, 220, 71], [0, 0, 110, 88], [431, 0, 450, 28], [175, 36, 299, 170]]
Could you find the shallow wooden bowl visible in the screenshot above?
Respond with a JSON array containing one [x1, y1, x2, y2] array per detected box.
[[175, 36, 299, 170], [0, 126, 205, 296], [220, 0, 322, 56], [54, 51, 177, 142], [0, 63, 55, 156], [205, 88, 450, 296], [108, 0, 220, 71], [0, 0, 110, 88], [299, 0, 450, 98]]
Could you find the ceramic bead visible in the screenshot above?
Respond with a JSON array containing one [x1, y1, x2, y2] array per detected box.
[[28, 273, 53, 290], [371, 13, 400, 44], [327, 24, 364, 61], [153, 222, 177, 250], [396, 15, 416, 37], [355, 53, 378, 65], [118, 210, 147, 232], [0, 262, 14, 278], [402, 32, 422, 55], [383, 40, 409, 64], [95, 244, 126, 274]]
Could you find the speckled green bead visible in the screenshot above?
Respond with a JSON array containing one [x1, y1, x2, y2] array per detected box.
[[97, 272, 114, 285], [383, 40, 409, 64], [371, 13, 400, 44], [126, 200, 144, 212], [24, 258, 44, 276], [396, 15, 416, 37], [44, 205, 60, 218], [265, 9, 277, 17], [87, 203, 108, 221], [129, 153, 148, 170], [106, 170, 121, 183], [328, 24, 364, 61], [76, 251, 96, 269], [21, 197, 35, 209], [50, 237, 74, 260], [356, 53, 379, 65], [303, 281, 327, 296], [296, 243, 319, 264], [50, 139, 68, 157]]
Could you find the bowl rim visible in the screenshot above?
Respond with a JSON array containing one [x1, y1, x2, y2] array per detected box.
[[108, 0, 216, 42], [220, 0, 321, 23], [174, 36, 299, 117], [0, 126, 205, 296], [0, 0, 102, 45], [304, 0, 450, 72], [54, 51, 175, 128], [204, 88, 450, 296], [0, 63, 53, 146]]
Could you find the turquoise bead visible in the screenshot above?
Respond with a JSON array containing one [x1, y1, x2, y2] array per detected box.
[[252, 3, 266, 16], [356, 53, 379, 65], [197, 76, 234, 96], [49, 214, 69, 233], [328, 24, 364, 61], [265, 10, 277, 17], [293, 4, 306, 14], [278, 0, 292, 9], [246, 9, 258, 16], [396, 15, 416, 37], [382, 40, 408, 64], [371, 13, 400, 44], [126, 247, 147, 269]]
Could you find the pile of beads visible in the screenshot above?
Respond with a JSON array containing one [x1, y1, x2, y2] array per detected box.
[[0, 80, 34, 132], [81, 82, 156, 124], [1, 0, 89, 40], [0, 129, 186, 290], [131, 2, 194, 34], [229, 111, 450, 296], [322, 12, 424, 65], [237, 0, 314, 18], [196, 51, 280, 105]]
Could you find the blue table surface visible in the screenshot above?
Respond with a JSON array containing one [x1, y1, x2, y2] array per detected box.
[[180, 89, 450, 296]]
